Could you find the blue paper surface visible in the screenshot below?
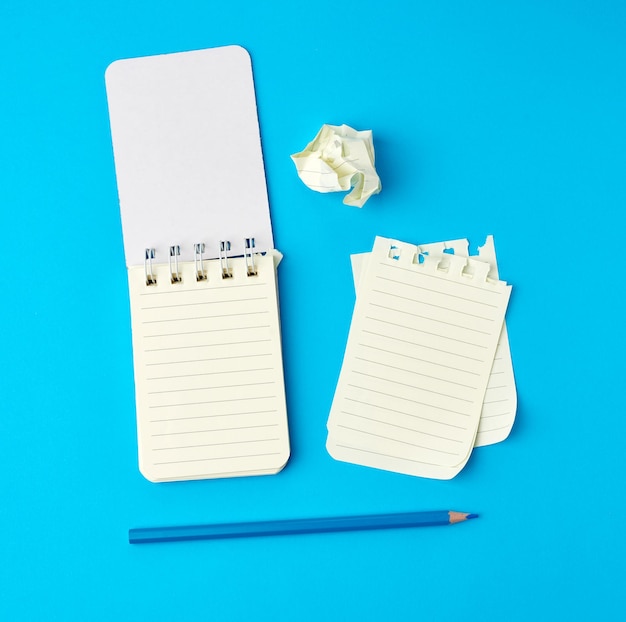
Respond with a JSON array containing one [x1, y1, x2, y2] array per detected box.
[[1, 1, 625, 620]]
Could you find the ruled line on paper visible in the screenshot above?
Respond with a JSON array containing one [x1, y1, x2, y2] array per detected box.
[[357, 343, 482, 376], [479, 410, 511, 419], [332, 443, 445, 467], [152, 423, 279, 437], [346, 384, 472, 417], [148, 394, 277, 409], [334, 404, 470, 451], [150, 408, 278, 423], [479, 423, 511, 432], [145, 338, 272, 352], [361, 330, 486, 363], [354, 357, 478, 389], [372, 289, 496, 321], [142, 310, 269, 324], [139, 282, 267, 297], [141, 296, 268, 309], [154, 438, 282, 452], [343, 397, 469, 430], [328, 427, 472, 471], [144, 325, 271, 338], [153, 451, 283, 466], [148, 381, 275, 395], [340, 411, 465, 443], [365, 316, 489, 349], [375, 274, 501, 308], [369, 302, 492, 334], [147, 367, 273, 381], [336, 424, 460, 456], [378, 260, 505, 294], [351, 370, 475, 403], [146, 352, 271, 366]]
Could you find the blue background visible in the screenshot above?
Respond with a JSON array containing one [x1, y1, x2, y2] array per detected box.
[[1, 1, 625, 620]]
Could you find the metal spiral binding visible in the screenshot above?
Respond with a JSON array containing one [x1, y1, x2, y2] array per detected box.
[[169, 245, 182, 283], [144, 248, 157, 286], [195, 243, 207, 281], [145, 240, 259, 285], [219, 240, 232, 278], [244, 237, 258, 276]]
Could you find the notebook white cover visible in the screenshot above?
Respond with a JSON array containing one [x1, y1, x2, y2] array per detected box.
[[105, 45, 274, 265]]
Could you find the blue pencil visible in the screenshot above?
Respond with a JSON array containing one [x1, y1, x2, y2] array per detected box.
[[129, 510, 478, 544]]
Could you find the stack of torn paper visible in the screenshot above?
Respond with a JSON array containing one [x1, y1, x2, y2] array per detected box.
[[326, 235, 516, 479]]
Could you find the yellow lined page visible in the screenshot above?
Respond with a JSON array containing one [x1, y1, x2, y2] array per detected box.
[[327, 236, 511, 479], [128, 253, 289, 482], [348, 234, 517, 448]]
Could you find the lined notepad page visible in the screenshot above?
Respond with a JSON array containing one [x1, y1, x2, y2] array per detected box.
[[129, 253, 289, 482], [349, 235, 517, 447], [327, 236, 511, 479]]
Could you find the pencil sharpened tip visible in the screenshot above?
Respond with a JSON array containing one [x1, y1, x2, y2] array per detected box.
[[448, 511, 478, 523]]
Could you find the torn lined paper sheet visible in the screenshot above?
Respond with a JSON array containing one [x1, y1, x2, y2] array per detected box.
[[326, 236, 512, 479], [290, 124, 381, 207], [348, 235, 517, 448]]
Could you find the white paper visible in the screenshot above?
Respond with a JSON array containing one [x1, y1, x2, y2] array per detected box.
[[129, 252, 290, 482], [290, 124, 381, 207], [348, 235, 517, 447], [327, 236, 511, 479], [106, 46, 274, 266]]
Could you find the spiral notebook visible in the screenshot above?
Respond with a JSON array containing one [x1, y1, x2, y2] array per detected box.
[[105, 46, 290, 482], [326, 236, 512, 479]]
